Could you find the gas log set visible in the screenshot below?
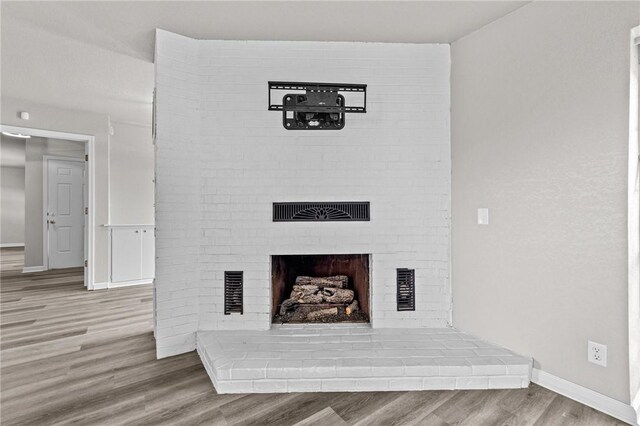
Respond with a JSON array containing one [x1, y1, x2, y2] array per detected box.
[[275, 275, 368, 323]]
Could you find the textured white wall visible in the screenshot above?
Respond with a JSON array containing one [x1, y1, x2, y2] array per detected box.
[[154, 31, 201, 358], [1, 166, 25, 246], [451, 1, 638, 403], [154, 30, 452, 358], [109, 122, 154, 225]]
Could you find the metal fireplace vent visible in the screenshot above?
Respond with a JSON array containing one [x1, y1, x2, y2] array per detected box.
[[396, 268, 415, 311], [273, 202, 370, 222], [224, 271, 243, 315]]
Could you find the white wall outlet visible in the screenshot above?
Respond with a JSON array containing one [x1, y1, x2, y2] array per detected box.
[[477, 208, 489, 225], [587, 340, 607, 367]]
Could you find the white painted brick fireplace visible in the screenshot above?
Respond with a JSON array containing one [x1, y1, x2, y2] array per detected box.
[[153, 30, 530, 392]]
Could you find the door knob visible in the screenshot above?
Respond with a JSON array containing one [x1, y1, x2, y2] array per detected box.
[[49, 220, 56, 224]]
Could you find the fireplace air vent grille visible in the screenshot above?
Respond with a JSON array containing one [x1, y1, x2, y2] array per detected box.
[[273, 202, 370, 222], [224, 271, 243, 315], [396, 268, 415, 311]]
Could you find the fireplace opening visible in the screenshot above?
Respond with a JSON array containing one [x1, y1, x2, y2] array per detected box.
[[271, 254, 370, 324]]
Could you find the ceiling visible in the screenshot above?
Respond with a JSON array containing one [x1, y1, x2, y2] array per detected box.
[[1, 1, 529, 125]]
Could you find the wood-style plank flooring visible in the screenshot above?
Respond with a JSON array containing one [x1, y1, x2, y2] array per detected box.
[[0, 248, 624, 425]]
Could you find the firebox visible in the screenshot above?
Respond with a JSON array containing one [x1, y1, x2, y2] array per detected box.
[[271, 254, 370, 324]]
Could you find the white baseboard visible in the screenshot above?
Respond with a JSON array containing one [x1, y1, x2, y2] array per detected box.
[[89, 279, 153, 290], [532, 368, 638, 425], [1, 243, 24, 248], [90, 282, 109, 290], [22, 265, 45, 273], [632, 390, 640, 424], [109, 278, 154, 288]]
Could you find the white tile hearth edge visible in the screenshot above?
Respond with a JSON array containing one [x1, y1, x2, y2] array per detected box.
[[196, 326, 532, 394]]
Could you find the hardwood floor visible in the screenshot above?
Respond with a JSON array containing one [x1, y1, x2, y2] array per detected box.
[[0, 247, 624, 425]]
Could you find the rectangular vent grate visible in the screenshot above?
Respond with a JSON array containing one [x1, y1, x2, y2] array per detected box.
[[396, 268, 415, 311], [224, 271, 243, 315], [273, 202, 370, 222]]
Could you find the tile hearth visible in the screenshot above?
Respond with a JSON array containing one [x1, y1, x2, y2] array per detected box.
[[197, 326, 532, 394]]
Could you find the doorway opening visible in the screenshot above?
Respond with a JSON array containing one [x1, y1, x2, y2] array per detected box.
[[0, 125, 95, 289]]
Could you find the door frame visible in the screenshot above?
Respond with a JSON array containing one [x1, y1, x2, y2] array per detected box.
[[42, 155, 86, 273], [0, 124, 96, 289], [628, 25, 640, 422]]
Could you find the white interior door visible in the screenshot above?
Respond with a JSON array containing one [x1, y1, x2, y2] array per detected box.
[[47, 158, 85, 269]]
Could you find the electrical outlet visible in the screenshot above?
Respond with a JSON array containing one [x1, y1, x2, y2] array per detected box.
[[588, 341, 607, 367]]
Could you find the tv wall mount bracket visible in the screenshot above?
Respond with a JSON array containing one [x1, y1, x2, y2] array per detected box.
[[268, 81, 367, 130]]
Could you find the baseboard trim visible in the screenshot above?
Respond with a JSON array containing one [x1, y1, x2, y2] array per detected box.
[[532, 368, 637, 425], [22, 265, 45, 273], [91, 282, 109, 290], [1, 243, 24, 248], [109, 278, 154, 288], [87, 280, 154, 291], [632, 390, 640, 424]]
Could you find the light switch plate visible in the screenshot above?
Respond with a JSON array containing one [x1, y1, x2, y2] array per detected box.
[[477, 208, 489, 225]]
